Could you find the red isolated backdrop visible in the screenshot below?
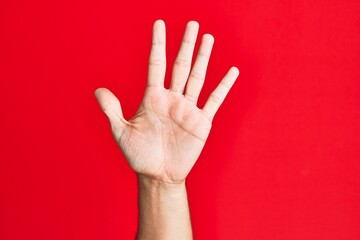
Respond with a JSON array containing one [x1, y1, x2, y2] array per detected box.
[[1, 0, 359, 239]]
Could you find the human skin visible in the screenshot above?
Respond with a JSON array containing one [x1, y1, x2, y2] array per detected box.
[[95, 19, 239, 240]]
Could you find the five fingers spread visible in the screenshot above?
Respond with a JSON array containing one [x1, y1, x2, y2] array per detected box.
[[98, 20, 239, 121]]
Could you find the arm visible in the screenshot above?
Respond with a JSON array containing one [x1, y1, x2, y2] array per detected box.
[[137, 175, 192, 239], [95, 19, 239, 240]]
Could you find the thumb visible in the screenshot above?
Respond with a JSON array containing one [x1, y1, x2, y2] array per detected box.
[[94, 87, 126, 126]]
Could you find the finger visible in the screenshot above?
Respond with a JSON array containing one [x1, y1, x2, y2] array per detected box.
[[185, 34, 214, 103], [202, 67, 240, 121], [170, 21, 199, 93], [94, 88, 126, 127], [148, 19, 166, 87]]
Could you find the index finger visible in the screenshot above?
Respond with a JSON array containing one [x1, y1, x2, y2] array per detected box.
[[147, 20, 166, 88]]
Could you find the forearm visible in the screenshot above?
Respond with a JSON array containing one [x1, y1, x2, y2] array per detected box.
[[136, 174, 193, 240]]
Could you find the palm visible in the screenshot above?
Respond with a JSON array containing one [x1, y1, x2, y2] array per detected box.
[[95, 20, 239, 183], [118, 87, 211, 183]]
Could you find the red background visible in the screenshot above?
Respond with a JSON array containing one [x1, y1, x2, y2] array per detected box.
[[1, 0, 359, 239]]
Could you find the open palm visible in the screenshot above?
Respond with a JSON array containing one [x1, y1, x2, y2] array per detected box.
[[95, 20, 239, 184]]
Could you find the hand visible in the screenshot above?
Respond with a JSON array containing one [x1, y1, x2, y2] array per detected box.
[[95, 20, 239, 184]]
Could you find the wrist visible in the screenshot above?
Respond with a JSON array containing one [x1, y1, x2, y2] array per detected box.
[[137, 174, 186, 192]]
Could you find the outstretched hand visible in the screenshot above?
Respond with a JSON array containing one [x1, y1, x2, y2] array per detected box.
[[95, 20, 239, 184]]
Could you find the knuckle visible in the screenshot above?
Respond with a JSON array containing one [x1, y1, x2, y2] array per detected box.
[[149, 58, 166, 66], [182, 38, 195, 46], [170, 82, 185, 93], [174, 58, 190, 68], [185, 93, 197, 102], [197, 51, 210, 58], [202, 109, 213, 122], [101, 103, 113, 112], [219, 80, 230, 90], [189, 71, 204, 82], [152, 41, 165, 47], [210, 93, 222, 105]]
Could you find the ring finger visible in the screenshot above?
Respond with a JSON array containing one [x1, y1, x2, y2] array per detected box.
[[185, 33, 214, 103]]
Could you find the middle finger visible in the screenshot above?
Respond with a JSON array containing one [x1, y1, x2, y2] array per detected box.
[[170, 21, 199, 93]]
